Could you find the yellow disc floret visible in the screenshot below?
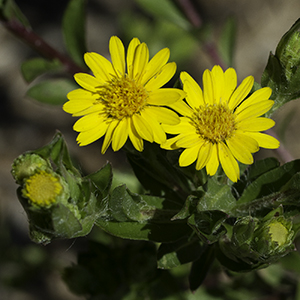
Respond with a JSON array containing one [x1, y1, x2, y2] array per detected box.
[[100, 76, 149, 120], [23, 170, 63, 207], [192, 104, 237, 143]]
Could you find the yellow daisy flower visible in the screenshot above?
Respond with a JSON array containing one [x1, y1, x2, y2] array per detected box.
[[63, 36, 185, 153], [162, 66, 280, 182]]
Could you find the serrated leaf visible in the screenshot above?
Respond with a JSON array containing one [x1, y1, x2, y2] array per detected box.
[[21, 58, 62, 83], [62, 0, 87, 67], [26, 78, 78, 105], [135, 0, 191, 30]]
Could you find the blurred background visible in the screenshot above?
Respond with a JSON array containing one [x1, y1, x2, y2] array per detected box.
[[2, 0, 300, 299]]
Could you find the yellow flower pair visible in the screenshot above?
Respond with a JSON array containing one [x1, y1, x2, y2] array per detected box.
[[63, 36, 279, 182]]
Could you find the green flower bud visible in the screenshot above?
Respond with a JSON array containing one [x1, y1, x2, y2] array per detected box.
[[217, 208, 296, 272], [11, 153, 49, 184]]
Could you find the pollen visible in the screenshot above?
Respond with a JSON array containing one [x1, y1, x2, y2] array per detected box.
[[23, 171, 63, 207], [100, 76, 149, 120], [192, 104, 237, 143]]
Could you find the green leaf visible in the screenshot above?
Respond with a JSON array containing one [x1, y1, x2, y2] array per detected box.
[[236, 159, 300, 205], [62, 0, 87, 67], [26, 78, 78, 105], [197, 178, 236, 213], [218, 16, 237, 66], [188, 211, 228, 244], [0, 0, 31, 27], [157, 237, 204, 269], [21, 58, 62, 83], [135, 0, 191, 30], [96, 218, 192, 242]]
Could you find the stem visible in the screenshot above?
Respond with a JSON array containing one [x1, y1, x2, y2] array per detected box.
[[1, 19, 86, 75]]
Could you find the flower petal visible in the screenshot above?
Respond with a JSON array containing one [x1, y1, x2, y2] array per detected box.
[[84, 52, 114, 82], [179, 144, 201, 167], [133, 42, 149, 82], [145, 62, 176, 91], [132, 113, 153, 142], [228, 75, 254, 110], [112, 117, 129, 151], [74, 73, 102, 92], [235, 100, 274, 121], [129, 118, 143, 151], [141, 110, 166, 144], [243, 132, 280, 149], [196, 142, 212, 170], [109, 36, 125, 77], [161, 135, 181, 150], [142, 48, 170, 84], [238, 117, 275, 131], [73, 112, 105, 132], [101, 119, 119, 153], [202, 69, 214, 105], [76, 122, 109, 146], [223, 68, 237, 102], [162, 117, 194, 134], [180, 71, 204, 108], [146, 106, 179, 125], [127, 38, 141, 78], [169, 100, 194, 117], [147, 88, 185, 106], [218, 142, 240, 182], [211, 65, 225, 103], [206, 143, 219, 176], [176, 133, 202, 148]]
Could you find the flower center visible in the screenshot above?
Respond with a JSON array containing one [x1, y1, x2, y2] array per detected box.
[[24, 171, 62, 207], [192, 104, 236, 143], [100, 76, 148, 120]]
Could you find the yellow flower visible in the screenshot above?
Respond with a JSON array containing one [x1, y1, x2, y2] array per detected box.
[[63, 36, 185, 153], [23, 170, 63, 207], [162, 66, 280, 182]]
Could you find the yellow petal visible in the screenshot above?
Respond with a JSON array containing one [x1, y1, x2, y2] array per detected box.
[[228, 75, 254, 110], [223, 68, 237, 102], [145, 62, 176, 91], [218, 142, 239, 182], [146, 106, 179, 125], [162, 117, 194, 134], [73, 113, 105, 132], [101, 119, 119, 153], [203, 69, 214, 105], [71, 103, 104, 117], [127, 38, 141, 78], [129, 118, 143, 151], [243, 132, 280, 149], [211, 65, 225, 103], [141, 110, 166, 144], [240, 87, 272, 107], [205, 143, 219, 176], [133, 42, 149, 82], [147, 88, 185, 106], [109, 36, 125, 77], [169, 100, 193, 117], [196, 142, 212, 170], [226, 135, 257, 165], [74, 73, 102, 92], [112, 117, 129, 151], [176, 133, 202, 148], [238, 117, 275, 131], [180, 71, 204, 108], [67, 88, 98, 101], [161, 135, 181, 150], [179, 144, 201, 167], [132, 114, 153, 142], [235, 100, 274, 121], [77, 122, 109, 146], [84, 52, 114, 82], [142, 48, 170, 84]]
